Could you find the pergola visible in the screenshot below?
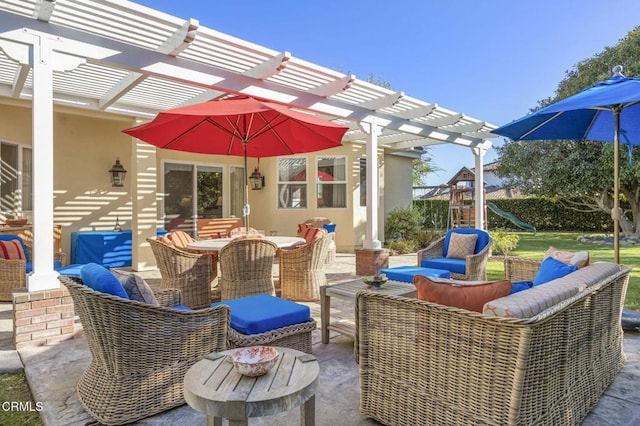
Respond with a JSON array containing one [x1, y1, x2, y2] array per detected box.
[[0, 0, 496, 292]]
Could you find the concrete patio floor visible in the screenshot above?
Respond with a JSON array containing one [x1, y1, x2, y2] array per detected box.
[[1, 253, 639, 425]]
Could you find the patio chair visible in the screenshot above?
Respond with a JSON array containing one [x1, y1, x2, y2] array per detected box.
[[416, 228, 492, 281], [0, 234, 66, 301], [298, 217, 336, 263], [227, 226, 261, 237], [279, 233, 332, 301], [59, 275, 229, 425], [147, 237, 217, 308], [219, 238, 278, 301]]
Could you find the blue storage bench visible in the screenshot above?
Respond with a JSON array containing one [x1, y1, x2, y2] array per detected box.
[[212, 294, 316, 353], [380, 266, 451, 283]]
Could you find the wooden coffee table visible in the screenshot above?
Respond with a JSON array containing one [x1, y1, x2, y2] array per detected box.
[[184, 346, 319, 426], [320, 279, 416, 343]]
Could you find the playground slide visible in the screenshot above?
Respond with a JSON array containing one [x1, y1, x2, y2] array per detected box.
[[487, 202, 536, 234]]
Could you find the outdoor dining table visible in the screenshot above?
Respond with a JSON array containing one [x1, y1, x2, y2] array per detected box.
[[187, 235, 305, 251]]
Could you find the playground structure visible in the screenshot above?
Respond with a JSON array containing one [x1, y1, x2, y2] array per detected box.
[[446, 167, 535, 233], [447, 167, 486, 229]]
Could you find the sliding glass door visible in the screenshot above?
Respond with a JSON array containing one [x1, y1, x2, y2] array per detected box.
[[163, 162, 223, 236]]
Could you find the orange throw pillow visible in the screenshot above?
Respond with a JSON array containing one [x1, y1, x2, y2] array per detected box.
[[414, 275, 511, 313], [446, 232, 478, 259], [157, 236, 174, 246]]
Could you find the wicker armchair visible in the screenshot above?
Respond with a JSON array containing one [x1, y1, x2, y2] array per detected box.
[[59, 276, 229, 425], [219, 238, 278, 300], [147, 237, 216, 308], [0, 235, 66, 301], [279, 234, 332, 301], [416, 229, 492, 281]]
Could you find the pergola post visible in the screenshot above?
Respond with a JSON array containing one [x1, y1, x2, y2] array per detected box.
[[472, 141, 492, 230]]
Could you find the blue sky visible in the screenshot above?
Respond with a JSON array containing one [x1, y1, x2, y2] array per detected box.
[[134, 0, 640, 185]]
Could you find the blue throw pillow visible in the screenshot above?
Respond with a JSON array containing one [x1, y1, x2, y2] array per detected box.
[[532, 257, 578, 286], [509, 280, 534, 295], [80, 263, 129, 299]]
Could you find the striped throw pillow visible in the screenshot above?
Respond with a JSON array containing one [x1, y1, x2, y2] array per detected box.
[[167, 230, 194, 248], [0, 240, 26, 260], [301, 227, 326, 244]]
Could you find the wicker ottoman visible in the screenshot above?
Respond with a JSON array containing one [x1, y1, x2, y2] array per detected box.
[[212, 294, 316, 353]]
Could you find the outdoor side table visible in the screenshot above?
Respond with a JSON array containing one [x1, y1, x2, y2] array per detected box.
[[184, 346, 319, 426], [320, 279, 416, 344]]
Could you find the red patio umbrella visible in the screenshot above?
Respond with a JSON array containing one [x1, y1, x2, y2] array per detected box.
[[123, 95, 347, 228]]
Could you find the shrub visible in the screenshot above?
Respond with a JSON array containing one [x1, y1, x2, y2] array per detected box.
[[415, 229, 444, 250], [387, 239, 418, 255], [385, 206, 423, 240], [490, 229, 520, 256]]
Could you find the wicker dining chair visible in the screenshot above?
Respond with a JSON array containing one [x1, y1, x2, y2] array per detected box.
[[0, 234, 66, 301], [219, 238, 278, 301], [59, 275, 229, 425], [147, 237, 217, 308], [279, 234, 332, 301]]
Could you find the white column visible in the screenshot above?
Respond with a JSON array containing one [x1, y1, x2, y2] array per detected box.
[[131, 140, 159, 271], [27, 34, 58, 291], [0, 33, 84, 291], [360, 118, 383, 249], [471, 141, 492, 231]]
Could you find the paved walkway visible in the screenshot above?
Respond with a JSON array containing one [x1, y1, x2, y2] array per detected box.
[[1, 253, 639, 425]]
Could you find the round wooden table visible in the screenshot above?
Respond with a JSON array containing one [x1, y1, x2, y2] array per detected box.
[[187, 236, 305, 251], [184, 346, 319, 426]]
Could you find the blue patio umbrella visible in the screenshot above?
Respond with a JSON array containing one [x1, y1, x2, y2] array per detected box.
[[492, 66, 640, 263]]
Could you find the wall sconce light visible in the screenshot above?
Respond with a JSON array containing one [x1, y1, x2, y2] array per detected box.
[[109, 158, 127, 187], [249, 167, 265, 190]]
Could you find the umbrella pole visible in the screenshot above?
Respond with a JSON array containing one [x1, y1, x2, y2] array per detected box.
[[243, 143, 250, 231], [613, 109, 620, 263]]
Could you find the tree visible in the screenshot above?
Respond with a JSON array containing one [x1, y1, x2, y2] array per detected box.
[[412, 154, 439, 186], [496, 26, 640, 236]]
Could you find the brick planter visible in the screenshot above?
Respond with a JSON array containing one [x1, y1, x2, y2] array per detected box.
[[13, 287, 75, 350], [355, 248, 389, 276]]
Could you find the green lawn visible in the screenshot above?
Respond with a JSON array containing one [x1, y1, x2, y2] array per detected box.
[[486, 231, 640, 311]]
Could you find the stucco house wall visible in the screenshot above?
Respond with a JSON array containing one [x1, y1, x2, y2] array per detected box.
[[0, 99, 415, 261]]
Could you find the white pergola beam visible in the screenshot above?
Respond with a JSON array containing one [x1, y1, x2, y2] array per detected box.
[[34, 0, 56, 22], [12, 63, 29, 97], [307, 74, 355, 97], [356, 91, 404, 110], [0, 11, 490, 148], [156, 18, 199, 56], [243, 51, 290, 80], [98, 72, 146, 110], [393, 103, 437, 119], [444, 121, 486, 134], [422, 113, 463, 127]]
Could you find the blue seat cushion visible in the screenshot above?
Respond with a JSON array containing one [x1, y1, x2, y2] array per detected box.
[[509, 280, 534, 295], [211, 294, 311, 335], [443, 229, 490, 257], [80, 263, 129, 299], [381, 266, 451, 283], [26, 261, 63, 274], [533, 257, 578, 286], [421, 258, 466, 275], [55, 263, 84, 277]]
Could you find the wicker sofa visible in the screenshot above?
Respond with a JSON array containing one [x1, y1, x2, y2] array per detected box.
[[356, 257, 631, 426]]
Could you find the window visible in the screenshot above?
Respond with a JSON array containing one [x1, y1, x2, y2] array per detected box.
[[317, 156, 346, 208], [278, 157, 307, 209], [163, 162, 224, 235], [0, 142, 32, 218]]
